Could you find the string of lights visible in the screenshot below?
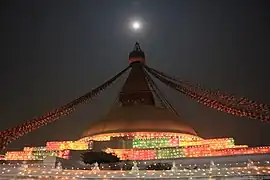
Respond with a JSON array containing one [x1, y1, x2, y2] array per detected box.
[[144, 69, 179, 115], [145, 66, 270, 123], [146, 66, 270, 115], [1, 160, 270, 179], [144, 69, 167, 108], [0, 66, 130, 150]]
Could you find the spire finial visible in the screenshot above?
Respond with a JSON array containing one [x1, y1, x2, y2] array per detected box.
[[129, 42, 145, 64], [133, 42, 142, 52]]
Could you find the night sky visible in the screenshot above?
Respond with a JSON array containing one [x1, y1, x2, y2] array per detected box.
[[1, 0, 270, 150]]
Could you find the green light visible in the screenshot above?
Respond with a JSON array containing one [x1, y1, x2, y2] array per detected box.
[[133, 138, 171, 148]]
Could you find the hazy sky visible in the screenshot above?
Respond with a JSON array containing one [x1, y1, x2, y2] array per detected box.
[[0, 0, 270, 150]]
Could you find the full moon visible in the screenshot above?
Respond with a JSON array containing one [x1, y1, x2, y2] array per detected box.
[[132, 21, 141, 30]]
